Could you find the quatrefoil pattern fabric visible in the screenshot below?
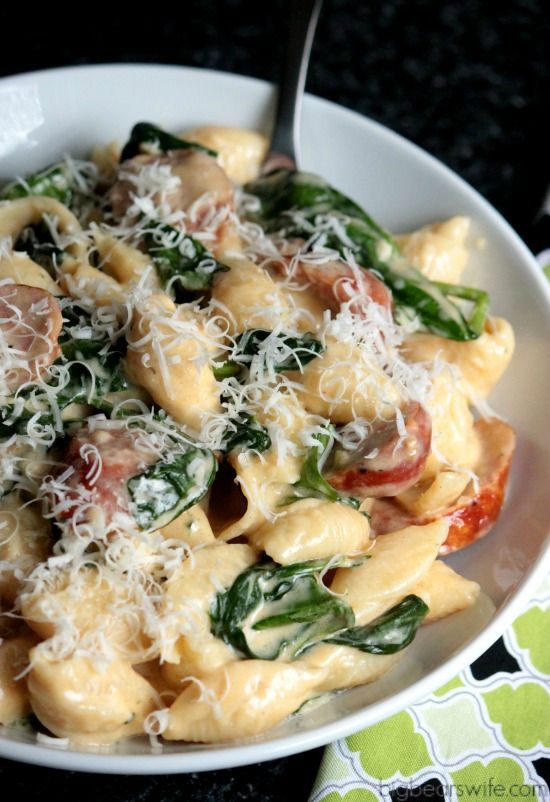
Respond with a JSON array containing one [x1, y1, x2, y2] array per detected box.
[[310, 575, 550, 802]]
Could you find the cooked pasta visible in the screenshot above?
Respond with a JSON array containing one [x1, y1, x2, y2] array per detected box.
[[0, 121, 515, 745]]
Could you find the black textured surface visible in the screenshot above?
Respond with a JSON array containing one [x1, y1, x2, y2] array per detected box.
[[469, 636, 521, 680], [0, 1, 549, 799], [0, 749, 321, 801], [533, 758, 550, 789], [390, 778, 445, 801], [1, 0, 549, 243]]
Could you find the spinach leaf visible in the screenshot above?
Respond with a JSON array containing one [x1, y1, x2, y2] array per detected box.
[[222, 412, 271, 454], [14, 221, 64, 274], [343, 220, 488, 340], [58, 304, 128, 398], [60, 344, 127, 398], [283, 431, 360, 509], [0, 394, 55, 438], [431, 280, 489, 339], [0, 357, 124, 439], [127, 448, 217, 530], [144, 223, 228, 292], [212, 361, 241, 380], [236, 329, 324, 371], [0, 303, 128, 439], [244, 169, 488, 341], [244, 168, 391, 244], [210, 556, 362, 660], [1, 164, 72, 205], [326, 594, 429, 654], [214, 329, 325, 380], [0, 364, 99, 439], [120, 122, 217, 162], [213, 330, 324, 382]]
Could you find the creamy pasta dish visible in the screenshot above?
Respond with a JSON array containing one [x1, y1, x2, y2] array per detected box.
[[0, 122, 515, 747]]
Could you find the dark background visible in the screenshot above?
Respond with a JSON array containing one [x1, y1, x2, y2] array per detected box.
[[0, 0, 548, 799]]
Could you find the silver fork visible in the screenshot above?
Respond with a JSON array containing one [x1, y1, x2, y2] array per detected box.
[[263, 0, 323, 174]]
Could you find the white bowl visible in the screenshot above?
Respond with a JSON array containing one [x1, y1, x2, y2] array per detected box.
[[1, 63, 549, 775]]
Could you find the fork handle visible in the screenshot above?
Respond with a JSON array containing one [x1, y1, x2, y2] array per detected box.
[[266, 0, 323, 171]]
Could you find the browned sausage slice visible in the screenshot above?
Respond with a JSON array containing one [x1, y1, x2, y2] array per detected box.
[[370, 418, 516, 554], [327, 401, 431, 498], [0, 283, 62, 392], [55, 425, 159, 528], [299, 259, 393, 315], [110, 150, 235, 224], [268, 241, 392, 316]]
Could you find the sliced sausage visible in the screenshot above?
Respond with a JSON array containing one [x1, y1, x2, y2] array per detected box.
[[370, 418, 516, 554], [299, 259, 392, 315], [0, 283, 62, 392], [109, 150, 235, 228], [269, 243, 392, 316], [327, 401, 431, 498], [55, 424, 159, 529]]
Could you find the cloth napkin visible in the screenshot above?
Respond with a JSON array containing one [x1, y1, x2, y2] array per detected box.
[[309, 573, 550, 801]]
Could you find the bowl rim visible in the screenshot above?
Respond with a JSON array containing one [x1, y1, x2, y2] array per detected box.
[[1, 61, 549, 775]]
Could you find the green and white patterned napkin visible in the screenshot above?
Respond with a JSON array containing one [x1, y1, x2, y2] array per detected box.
[[310, 574, 550, 801]]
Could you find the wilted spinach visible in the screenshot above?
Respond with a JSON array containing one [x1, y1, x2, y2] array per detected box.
[[222, 411, 272, 454], [144, 223, 227, 292], [244, 169, 488, 341], [120, 122, 217, 162], [1, 164, 73, 205], [283, 431, 360, 509], [0, 303, 128, 439], [326, 595, 429, 654], [210, 556, 360, 660], [211, 559, 428, 661], [127, 448, 217, 530], [212, 329, 324, 380]]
